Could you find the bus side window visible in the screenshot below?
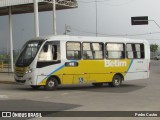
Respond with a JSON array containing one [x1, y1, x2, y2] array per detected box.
[[38, 42, 60, 61], [140, 44, 145, 58], [126, 43, 145, 59], [92, 43, 104, 59], [52, 45, 57, 60], [38, 44, 53, 61], [83, 42, 104, 60], [43, 44, 48, 52], [66, 42, 81, 60], [106, 43, 125, 59]]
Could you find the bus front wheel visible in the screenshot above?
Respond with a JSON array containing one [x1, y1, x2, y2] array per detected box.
[[109, 74, 122, 87], [45, 77, 58, 90]]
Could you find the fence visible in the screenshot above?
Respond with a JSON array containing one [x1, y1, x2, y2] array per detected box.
[[0, 61, 3, 71], [0, 49, 20, 73], [0, 59, 12, 72]]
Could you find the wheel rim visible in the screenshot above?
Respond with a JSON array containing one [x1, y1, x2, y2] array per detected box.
[[114, 78, 120, 86], [48, 80, 55, 88]]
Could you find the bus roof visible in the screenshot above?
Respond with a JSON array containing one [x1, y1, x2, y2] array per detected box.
[[30, 35, 149, 44]]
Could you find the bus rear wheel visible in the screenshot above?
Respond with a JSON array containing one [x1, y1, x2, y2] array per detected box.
[[109, 74, 122, 87], [92, 83, 103, 87], [45, 77, 58, 90]]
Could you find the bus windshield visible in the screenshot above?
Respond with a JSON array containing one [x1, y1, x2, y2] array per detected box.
[[16, 40, 44, 67]]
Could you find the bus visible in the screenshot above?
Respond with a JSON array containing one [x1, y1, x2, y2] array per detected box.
[[14, 35, 150, 90]]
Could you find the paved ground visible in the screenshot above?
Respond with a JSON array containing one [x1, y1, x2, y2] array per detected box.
[[0, 72, 14, 83], [0, 60, 160, 120]]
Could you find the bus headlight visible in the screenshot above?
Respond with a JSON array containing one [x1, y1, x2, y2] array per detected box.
[[25, 69, 32, 74]]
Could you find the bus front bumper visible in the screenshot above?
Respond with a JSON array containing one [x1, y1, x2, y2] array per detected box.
[[14, 75, 37, 85]]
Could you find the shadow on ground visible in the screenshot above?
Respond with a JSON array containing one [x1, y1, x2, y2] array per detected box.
[[0, 99, 81, 111], [6, 83, 146, 93], [58, 84, 146, 93], [0, 99, 81, 119]]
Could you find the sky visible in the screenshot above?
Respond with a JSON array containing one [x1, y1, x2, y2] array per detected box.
[[1, 0, 160, 51]]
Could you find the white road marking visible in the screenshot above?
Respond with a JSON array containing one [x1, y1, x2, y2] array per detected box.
[[61, 93, 69, 95], [44, 96, 51, 99], [0, 95, 9, 99]]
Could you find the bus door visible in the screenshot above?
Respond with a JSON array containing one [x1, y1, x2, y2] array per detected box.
[[36, 41, 61, 85]]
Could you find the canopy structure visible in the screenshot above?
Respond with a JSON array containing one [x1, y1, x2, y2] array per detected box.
[[0, 0, 78, 16], [0, 0, 78, 72]]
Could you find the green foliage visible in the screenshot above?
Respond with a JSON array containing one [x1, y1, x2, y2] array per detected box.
[[0, 54, 8, 60], [0, 49, 20, 64], [150, 44, 159, 52]]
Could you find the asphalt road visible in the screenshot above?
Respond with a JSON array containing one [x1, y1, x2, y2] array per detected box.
[[0, 60, 160, 120]]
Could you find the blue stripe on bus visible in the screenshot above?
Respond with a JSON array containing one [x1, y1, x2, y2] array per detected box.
[[47, 64, 65, 77], [126, 59, 134, 73], [40, 60, 77, 82]]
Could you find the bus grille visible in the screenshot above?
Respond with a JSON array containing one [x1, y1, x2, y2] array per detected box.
[[15, 67, 28, 77]]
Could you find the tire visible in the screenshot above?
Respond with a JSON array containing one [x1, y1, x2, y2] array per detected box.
[[45, 77, 58, 90], [109, 74, 122, 87], [30, 85, 41, 90], [92, 83, 103, 87]]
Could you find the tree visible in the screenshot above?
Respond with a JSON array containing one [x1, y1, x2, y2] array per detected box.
[[150, 44, 159, 52], [150, 44, 159, 59]]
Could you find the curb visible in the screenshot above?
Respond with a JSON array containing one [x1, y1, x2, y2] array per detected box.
[[0, 72, 14, 74], [0, 81, 16, 84]]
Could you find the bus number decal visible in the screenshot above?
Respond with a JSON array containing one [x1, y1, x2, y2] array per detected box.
[[65, 62, 78, 67]]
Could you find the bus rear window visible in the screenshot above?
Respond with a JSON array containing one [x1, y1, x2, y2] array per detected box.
[[126, 43, 145, 59]]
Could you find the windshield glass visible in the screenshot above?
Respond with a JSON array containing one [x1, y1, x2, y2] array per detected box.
[[16, 40, 44, 67]]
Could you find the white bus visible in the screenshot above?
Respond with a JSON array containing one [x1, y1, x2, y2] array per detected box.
[[14, 35, 150, 90]]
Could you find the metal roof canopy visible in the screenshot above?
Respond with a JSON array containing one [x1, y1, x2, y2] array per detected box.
[[0, 0, 78, 72], [0, 0, 78, 15]]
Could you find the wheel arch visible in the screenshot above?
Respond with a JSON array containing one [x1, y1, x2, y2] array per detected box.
[[48, 75, 61, 84], [113, 73, 124, 81]]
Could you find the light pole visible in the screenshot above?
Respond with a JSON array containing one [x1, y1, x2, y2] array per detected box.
[[34, 0, 39, 37], [95, 0, 98, 36], [9, 6, 14, 72], [53, 0, 57, 35], [64, 24, 71, 35]]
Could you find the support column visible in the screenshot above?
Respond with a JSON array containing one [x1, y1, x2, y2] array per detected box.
[[9, 7, 14, 72], [95, 0, 98, 37], [34, 0, 39, 37], [53, 0, 57, 35]]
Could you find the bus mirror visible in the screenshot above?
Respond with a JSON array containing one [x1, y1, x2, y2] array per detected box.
[[43, 44, 48, 52]]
